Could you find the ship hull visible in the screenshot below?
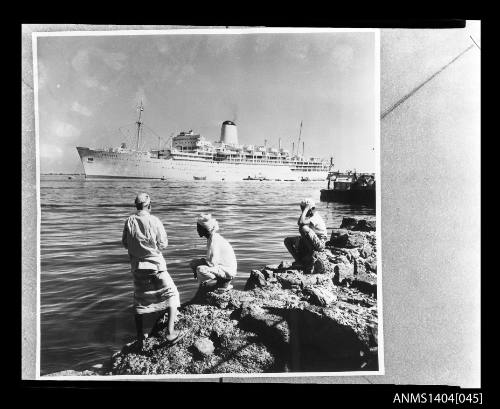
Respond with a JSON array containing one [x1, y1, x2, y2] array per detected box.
[[77, 147, 328, 182]]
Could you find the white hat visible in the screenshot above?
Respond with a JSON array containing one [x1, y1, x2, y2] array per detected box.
[[197, 213, 219, 233]]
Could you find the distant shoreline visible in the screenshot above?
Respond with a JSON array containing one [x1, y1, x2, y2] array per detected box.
[[41, 173, 84, 175]]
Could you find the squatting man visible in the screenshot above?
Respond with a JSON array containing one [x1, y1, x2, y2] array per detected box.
[[284, 198, 327, 265], [189, 213, 237, 292]]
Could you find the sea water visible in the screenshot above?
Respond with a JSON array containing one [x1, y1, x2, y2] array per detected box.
[[39, 175, 375, 375]]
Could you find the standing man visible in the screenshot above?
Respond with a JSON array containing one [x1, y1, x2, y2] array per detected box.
[[284, 198, 328, 265], [190, 214, 237, 292], [122, 193, 183, 350]]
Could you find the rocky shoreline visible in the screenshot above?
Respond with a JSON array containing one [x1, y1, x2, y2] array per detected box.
[[46, 216, 379, 376]]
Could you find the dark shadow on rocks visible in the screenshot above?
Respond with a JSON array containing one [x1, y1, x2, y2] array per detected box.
[[238, 304, 376, 372], [205, 334, 284, 374], [236, 303, 292, 372]]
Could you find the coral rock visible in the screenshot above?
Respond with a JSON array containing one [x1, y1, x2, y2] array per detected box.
[[304, 251, 335, 275], [364, 257, 377, 274], [339, 217, 360, 230], [353, 219, 376, 232], [276, 271, 305, 289], [244, 269, 267, 290], [193, 337, 215, 359], [262, 269, 275, 280], [339, 217, 376, 232], [303, 285, 337, 307]]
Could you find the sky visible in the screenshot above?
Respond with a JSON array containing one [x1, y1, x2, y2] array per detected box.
[[36, 30, 377, 173]]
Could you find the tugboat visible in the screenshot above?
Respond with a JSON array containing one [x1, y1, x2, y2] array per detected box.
[[320, 170, 375, 206]]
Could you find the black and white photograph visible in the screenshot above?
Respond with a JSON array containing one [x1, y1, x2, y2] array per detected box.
[[31, 27, 381, 378], [21, 21, 481, 390]]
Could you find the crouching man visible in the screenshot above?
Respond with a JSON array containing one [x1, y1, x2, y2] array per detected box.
[[284, 198, 328, 266], [190, 214, 237, 292]]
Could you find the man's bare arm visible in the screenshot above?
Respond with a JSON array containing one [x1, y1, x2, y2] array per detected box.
[[156, 219, 168, 250], [122, 222, 128, 249], [298, 205, 312, 226]]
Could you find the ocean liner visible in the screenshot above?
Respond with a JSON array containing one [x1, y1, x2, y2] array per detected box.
[[76, 103, 331, 181]]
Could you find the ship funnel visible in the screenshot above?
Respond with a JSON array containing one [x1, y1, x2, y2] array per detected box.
[[220, 120, 238, 145]]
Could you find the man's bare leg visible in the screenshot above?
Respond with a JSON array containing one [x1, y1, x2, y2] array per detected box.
[[134, 313, 144, 348], [298, 225, 316, 267], [299, 225, 316, 253], [284, 236, 301, 262], [300, 224, 325, 252], [165, 306, 179, 341], [149, 311, 166, 336]]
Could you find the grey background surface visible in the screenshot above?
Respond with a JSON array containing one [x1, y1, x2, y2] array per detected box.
[[22, 24, 481, 386]]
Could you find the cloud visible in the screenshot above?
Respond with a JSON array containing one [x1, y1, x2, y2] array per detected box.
[[331, 44, 354, 72], [71, 49, 90, 73], [82, 77, 109, 91], [101, 52, 127, 71], [206, 35, 240, 57], [71, 101, 92, 117], [40, 143, 63, 160], [161, 65, 174, 81], [53, 121, 81, 139], [72, 48, 127, 72], [175, 64, 196, 85], [82, 77, 98, 87], [254, 36, 273, 53], [156, 40, 170, 54], [71, 48, 125, 91], [71, 48, 113, 91], [284, 40, 310, 60]]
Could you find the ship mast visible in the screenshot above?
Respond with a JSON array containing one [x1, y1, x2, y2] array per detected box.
[[135, 100, 144, 151], [297, 120, 302, 157]]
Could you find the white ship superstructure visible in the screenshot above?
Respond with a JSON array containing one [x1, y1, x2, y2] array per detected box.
[[76, 104, 331, 181]]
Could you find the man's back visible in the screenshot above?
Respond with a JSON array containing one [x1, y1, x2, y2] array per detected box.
[[122, 210, 168, 271], [207, 232, 237, 277]]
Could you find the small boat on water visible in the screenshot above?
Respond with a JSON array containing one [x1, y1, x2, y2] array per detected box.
[[193, 176, 207, 180], [243, 176, 270, 181], [320, 170, 375, 206], [302, 175, 328, 182]]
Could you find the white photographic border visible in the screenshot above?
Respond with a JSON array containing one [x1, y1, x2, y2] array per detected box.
[[32, 26, 382, 380]]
